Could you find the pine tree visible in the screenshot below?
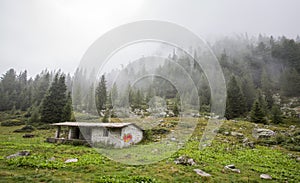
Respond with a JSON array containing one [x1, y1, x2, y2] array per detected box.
[[225, 76, 246, 119], [256, 89, 268, 115], [250, 100, 267, 124], [33, 71, 50, 106], [62, 92, 73, 122], [1, 69, 17, 110], [173, 95, 180, 116], [40, 73, 67, 123], [95, 75, 107, 116], [87, 84, 95, 112], [261, 69, 273, 109], [29, 105, 40, 124], [102, 110, 109, 123], [271, 104, 282, 124], [241, 74, 256, 111], [108, 83, 118, 108]]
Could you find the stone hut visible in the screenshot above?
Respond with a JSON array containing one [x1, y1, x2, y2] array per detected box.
[[47, 122, 143, 148]]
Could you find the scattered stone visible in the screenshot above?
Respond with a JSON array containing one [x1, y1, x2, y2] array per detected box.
[[242, 137, 254, 148], [231, 131, 244, 137], [23, 134, 35, 138], [194, 169, 211, 177], [260, 174, 272, 180], [243, 141, 255, 148], [159, 119, 164, 123], [168, 111, 175, 117], [289, 125, 296, 130], [174, 156, 196, 166], [48, 157, 56, 161], [297, 157, 300, 162], [242, 138, 249, 143], [224, 131, 230, 136], [170, 137, 176, 141], [224, 164, 240, 173], [65, 158, 78, 163], [252, 128, 275, 139], [6, 150, 30, 159]]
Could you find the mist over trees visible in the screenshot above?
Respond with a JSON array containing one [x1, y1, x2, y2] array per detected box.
[[0, 34, 300, 123]]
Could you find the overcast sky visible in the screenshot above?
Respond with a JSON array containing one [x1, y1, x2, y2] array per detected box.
[[1, 0, 299, 77]]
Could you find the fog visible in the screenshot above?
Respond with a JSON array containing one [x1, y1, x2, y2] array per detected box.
[[0, 0, 299, 77]]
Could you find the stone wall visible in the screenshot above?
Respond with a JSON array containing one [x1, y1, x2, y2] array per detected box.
[[121, 125, 143, 146]]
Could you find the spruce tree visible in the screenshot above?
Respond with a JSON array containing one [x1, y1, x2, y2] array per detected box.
[[241, 74, 256, 111], [40, 74, 67, 123], [173, 97, 180, 117], [225, 76, 246, 119], [261, 69, 273, 109], [95, 75, 107, 116], [29, 105, 40, 124], [250, 100, 267, 124], [62, 92, 73, 122], [256, 89, 268, 115], [271, 104, 283, 124]]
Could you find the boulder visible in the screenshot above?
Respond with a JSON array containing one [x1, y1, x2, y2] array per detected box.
[[231, 132, 244, 137], [6, 150, 30, 159], [242, 138, 255, 148], [252, 128, 275, 139], [289, 125, 296, 130], [65, 158, 78, 163], [48, 157, 56, 161], [174, 156, 196, 166], [224, 164, 240, 173], [194, 169, 211, 177], [260, 174, 272, 180], [23, 134, 35, 138]]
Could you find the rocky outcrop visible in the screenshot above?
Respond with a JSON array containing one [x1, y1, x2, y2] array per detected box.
[[194, 169, 211, 177], [174, 156, 196, 166], [6, 150, 30, 159], [252, 128, 275, 139]]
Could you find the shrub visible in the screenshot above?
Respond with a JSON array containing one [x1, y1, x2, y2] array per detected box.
[[94, 175, 158, 183], [36, 124, 52, 130], [1, 119, 25, 126], [13, 125, 35, 133]]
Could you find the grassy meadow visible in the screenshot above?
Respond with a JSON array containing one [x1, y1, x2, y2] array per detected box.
[[0, 113, 300, 182]]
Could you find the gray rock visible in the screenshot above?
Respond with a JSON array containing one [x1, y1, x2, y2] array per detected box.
[[260, 174, 272, 180], [194, 169, 211, 177], [252, 128, 275, 139], [231, 131, 244, 137], [65, 158, 78, 163], [224, 131, 230, 136], [6, 150, 30, 159], [48, 157, 56, 161], [242, 138, 249, 143], [174, 156, 196, 166], [224, 164, 241, 173], [289, 125, 296, 130], [23, 134, 35, 138], [296, 157, 300, 162]]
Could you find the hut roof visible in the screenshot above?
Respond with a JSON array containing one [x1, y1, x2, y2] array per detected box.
[[51, 122, 143, 130]]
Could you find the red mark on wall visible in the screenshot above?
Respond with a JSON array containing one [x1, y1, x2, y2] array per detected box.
[[123, 133, 132, 142]]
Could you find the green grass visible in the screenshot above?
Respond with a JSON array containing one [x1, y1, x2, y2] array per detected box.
[[0, 117, 299, 182]]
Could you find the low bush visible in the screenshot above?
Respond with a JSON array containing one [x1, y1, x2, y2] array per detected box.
[[35, 124, 52, 130], [94, 175, 158, 183], [1, 119, 25, 126], [13, 125, 35, 133]]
